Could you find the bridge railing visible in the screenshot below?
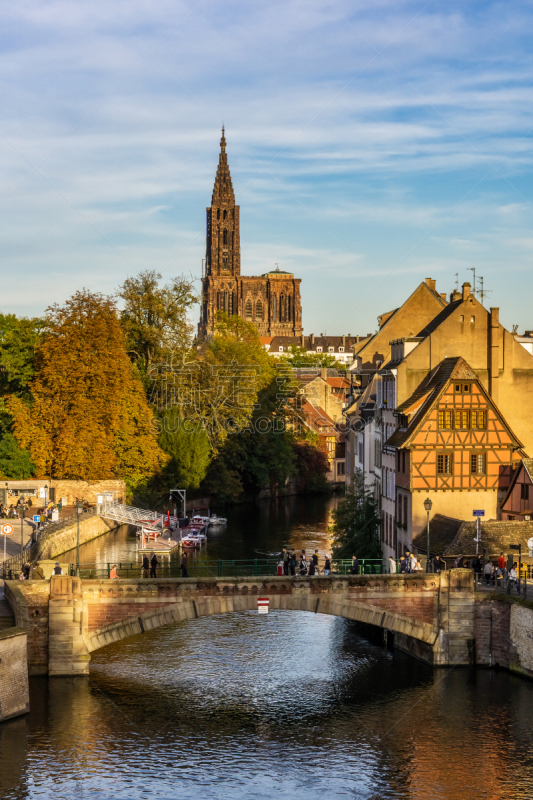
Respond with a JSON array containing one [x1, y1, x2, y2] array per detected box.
[[68, 558, 392, 579]]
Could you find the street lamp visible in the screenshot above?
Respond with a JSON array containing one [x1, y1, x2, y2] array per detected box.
[[19, 500, 27, 556], [75, 499, 84, 577], [424, 497, 433, 572]]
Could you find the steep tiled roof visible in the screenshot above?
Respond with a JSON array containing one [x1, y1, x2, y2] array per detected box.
[[444, 520, 533, 556], [412, 514, 464, 555], [500, 458, 533, 513], [386, 357, 477, 448], [326, 377, 350, 389], [299, 401, 336, 435]]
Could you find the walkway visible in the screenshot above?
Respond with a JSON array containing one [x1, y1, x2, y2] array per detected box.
[[0, 516, 36, 559]]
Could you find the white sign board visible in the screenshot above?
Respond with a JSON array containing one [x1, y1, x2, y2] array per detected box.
[[39, 488, 46, 499], [97, 494, 104, 505], [257, 597, 269, 614]]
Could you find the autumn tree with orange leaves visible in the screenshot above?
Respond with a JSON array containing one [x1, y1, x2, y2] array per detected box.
[[9, 290, 164, 485]]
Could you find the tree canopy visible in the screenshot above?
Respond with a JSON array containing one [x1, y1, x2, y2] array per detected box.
[[278, 344, 345, 369], [330, 468, 382, 559], [9, 290, 164, 484], [117, 270, 198, 378]]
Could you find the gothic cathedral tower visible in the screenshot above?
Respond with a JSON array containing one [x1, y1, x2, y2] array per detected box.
[[198, 129, 303, 339]]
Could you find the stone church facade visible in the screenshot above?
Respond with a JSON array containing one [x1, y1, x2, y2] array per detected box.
[[198, 129, 303, 338]]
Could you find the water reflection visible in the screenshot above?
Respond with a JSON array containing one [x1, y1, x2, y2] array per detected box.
[[2, 610, 533, 800]]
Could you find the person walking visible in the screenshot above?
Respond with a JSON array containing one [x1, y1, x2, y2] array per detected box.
[[409, 553, 417, 573], [308, 559, 316, 576], [142, 554, 149, 578], [484, 560, 493, 585], [32, 562, 45, 580], [52, 562, 63, 575], [351, 555, 360, 575], [299, 553, 307, 576], [388, 556, 396, 574], [289, 550, 297, 576], [324, 555, 331, 576], [277, 560, 284, 576], [312, 550, 319, 568], [281, 548, 289, 575], [109, 565, 119, 579], [498, 552, 506, 571], [150, 552, 159, 578], [22, 561, 31, 580], [180, 553, 189, 578]]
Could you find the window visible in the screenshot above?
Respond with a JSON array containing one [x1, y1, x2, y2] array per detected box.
[[245, 299, 253, 319], [438, 410, 453, 429], [272, 296, 277, 320], [375, 440, 381, 468], [471, 316, 475, 323], [222, 254, 228, 270], [470, 453, 486, 474], [223, 229, 228, 245], [402, 450, 406, 473], [397, 450, 401, 471], [316, 346, 323, 352], [256, 300, 263, 320], [328, 346, 334, 353], [339, 347, 344, 353], [217, 208, 220, 220], [279, 346, 284, 352], [403, 495, 408, 527], [459, 315, 464, 323], [223, 209, 227, 220], [471, 410, 486, 429], [455, 384, 462, 393], [287, 296, 291, 320], [521, 483, 530, 501], [454, 410, 469, 429], [337, 462, 345, 476], [463, 384, 471, 393], [437, 454, 452, 474]]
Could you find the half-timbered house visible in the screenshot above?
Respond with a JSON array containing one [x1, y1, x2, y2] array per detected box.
[[500, 459, 533, 521], [386, 357, 524, 550]]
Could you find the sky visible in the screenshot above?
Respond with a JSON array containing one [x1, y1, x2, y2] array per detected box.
[[1, 0, 532, 336]]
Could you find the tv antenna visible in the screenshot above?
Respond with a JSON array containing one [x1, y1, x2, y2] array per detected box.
[[455, 272, 459, 292], [468, 267, 476, 296], [478, 276, 491, 306]]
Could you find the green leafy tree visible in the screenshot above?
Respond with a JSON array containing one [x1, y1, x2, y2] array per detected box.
[[158, 407, 211, 490], [0, 433, 35, 479], [331, 468, 382, 558], [117, 270, 198, 378]]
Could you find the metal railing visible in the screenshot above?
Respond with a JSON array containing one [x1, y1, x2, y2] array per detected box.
[[474, 570, 531, 600], [68, 558, 394, 580], [1, 509, 97, 578]]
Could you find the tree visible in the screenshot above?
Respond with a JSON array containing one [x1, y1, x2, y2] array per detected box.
[[278, 344, 345, 369], [0, 433, 35, 479], [9, 290, 164, 484], [117, 270, 198, 378], [292, 434, 330, 493], [158, 407, 211, 490], [331, 468, 382, 558], [0, 313, 44, 398]]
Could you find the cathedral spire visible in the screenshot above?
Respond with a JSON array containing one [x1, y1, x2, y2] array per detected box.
[[212, 126, 234, 205]]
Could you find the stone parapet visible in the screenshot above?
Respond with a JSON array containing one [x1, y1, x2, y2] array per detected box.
[[0, 628, 29, 722]]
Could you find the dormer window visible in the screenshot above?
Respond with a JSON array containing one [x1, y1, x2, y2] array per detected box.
[[316, 346, 323, 352], [328, 346, 334, 353], [339, 347, 344, 352], [279, 346, 284, 352]]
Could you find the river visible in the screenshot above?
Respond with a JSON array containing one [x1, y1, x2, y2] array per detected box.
[[2, 495, 533, 799]]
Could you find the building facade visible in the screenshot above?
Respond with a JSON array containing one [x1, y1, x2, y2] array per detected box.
[[198, 129, 303, 339]]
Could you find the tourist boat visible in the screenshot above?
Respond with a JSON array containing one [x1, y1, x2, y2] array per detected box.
[[191, 508, 227, 527], [181, 528, 207, 548]]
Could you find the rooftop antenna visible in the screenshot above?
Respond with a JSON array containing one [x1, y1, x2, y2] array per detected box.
[[512, 324, 519, 334], [478, 276, 491, 306], [468, 267, 476, 296], [455, 273, 459, 292]]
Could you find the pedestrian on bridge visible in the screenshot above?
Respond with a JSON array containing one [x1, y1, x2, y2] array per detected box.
[[180, 553, 188, 578], [142, 555, 149, 578], [388, 556, 396, 574], [150, 552, 159, 578], [312, 550, 319, 568], [289, 551, 297, 576], [351, 556, 359, 575], [110, 565, 119, 579], [324, 555, 331, 576]]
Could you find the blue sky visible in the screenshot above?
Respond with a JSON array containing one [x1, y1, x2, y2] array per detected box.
[[1, 0, 532, 335]]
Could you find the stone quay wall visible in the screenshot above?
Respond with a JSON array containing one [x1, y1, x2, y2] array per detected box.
[[0, 628, 29, 722], [35, 514, 120, 562]]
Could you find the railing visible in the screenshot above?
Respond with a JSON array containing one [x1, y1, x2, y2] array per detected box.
[[68, 558, 394, 579], [1, 509, 97, 578], [100, 504, 163, 528], [474, 570, 531, 600]]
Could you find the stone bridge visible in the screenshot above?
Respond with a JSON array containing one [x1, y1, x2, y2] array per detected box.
[[4, 570, 477, 675]]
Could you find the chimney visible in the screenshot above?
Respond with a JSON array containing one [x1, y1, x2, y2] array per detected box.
[[462, 282, 471, 300], [301, 334, 304, 346], [310, 333, 314, 345], [450, 291, 461, 302], [425, 278, 436, 292], [489, 308, 500, 401], [440, 293, 447, 302], [320, 368, 327, 381], [342, 335, 345, 347]]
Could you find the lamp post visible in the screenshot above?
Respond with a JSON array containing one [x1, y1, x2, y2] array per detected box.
[[75, 499, 84, 577], [424, 497, 433, 572], [19, 500, 27, 556]]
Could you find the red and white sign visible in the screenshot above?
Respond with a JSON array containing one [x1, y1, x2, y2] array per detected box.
[[257, 597, 269, 614], [1, 524, 13, 536]]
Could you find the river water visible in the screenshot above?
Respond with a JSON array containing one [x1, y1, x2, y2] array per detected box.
[[2, 496, 533, 800]]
